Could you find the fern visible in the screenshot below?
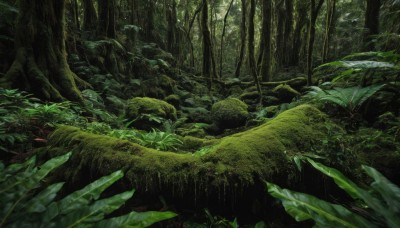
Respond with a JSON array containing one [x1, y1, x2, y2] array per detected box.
[[308, 84, 385, 118], [267, 159, 400, 228], [0, 153, 177, 227], [135, 129, 183, 151]]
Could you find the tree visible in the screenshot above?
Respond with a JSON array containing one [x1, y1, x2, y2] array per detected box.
[[201, 0, 213, 91], [0, 0, 84, 102], [235, 0, 246, 77], [82, 0, 98, 31], [363, 0, 381, 51], [219, 0, 235, 78], [260, 0, 272, 82], [322, 0, 337, 63], [248, 0, 262, 102], [306, 0, 325, 86], [97, 0, 116, 38]]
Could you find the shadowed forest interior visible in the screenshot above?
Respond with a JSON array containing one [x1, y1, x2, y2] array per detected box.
[[0, 0, 400, 227]]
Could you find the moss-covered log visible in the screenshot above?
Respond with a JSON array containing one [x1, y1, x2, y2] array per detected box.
[[0, 0, 85, 102], [43, 105, 329, 207]]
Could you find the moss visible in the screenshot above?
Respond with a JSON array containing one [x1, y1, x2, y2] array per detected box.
[[126, 97, 177, 120], [211, 98, 249, 130], [180, 136, 218, 151], [164, 94, 180, 108], [240, 91, 260, 100], [272, 84, 301, 102], [203, 104, 328, 185], [44, 105, 330, 204]]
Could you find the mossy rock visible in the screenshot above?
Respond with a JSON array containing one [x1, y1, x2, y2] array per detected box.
[[126, 97, 177, 129], [272, 84, 301, 103], [164, 94, 180, 108], [211, 98, 249, 130], [43, 105, 331, 210]]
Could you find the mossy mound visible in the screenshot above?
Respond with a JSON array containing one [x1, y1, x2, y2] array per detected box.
[[126, 97, 177, 129], [272, 84, 301, 103], [211, 98, 249, 130], [43, 105, 330, 207], [164, 94, 180, 108]]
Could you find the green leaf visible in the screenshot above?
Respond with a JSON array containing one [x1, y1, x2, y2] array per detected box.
[[56, 190, 135, 227], [96, 210, 177, 228], [56, 170, 124, 214], [363, 166, 400, 228], [266, 182, 373, 228]]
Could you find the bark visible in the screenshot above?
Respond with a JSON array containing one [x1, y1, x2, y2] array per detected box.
[[219, 0, 234, 78], [260, 0, 272, 82], [248, 0, 262, 103], [306, 0, 325, 86], [275, 0, 285, 68], [283, 0, 293, 66], [322, 0, 336, 63], [166, 0, 178, 55], [201, 0, 212, 91], [82, 0, 98, 31], [235, 0, 246, 77], [186, 1, 204, 68], [289, 0, 307, 66], [97, 0, 116, 38], [1, 0, 85, 102], [363, 0, 381, 51]]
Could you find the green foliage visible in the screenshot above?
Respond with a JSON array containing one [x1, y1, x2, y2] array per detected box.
[[0, 153, 176, 227], [267, 159, 400, 228], [308, 84, 385, 118], [135, 129, 183, 151], [315, 52, 400, 85]]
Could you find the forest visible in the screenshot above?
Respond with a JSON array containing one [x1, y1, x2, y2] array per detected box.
[[0, 0, 399, 227]]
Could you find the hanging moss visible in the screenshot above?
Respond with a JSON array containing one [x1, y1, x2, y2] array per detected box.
[[44, 105, 330, 204]]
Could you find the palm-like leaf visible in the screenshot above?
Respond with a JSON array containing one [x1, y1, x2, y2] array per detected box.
[[267, 182, 372, 228]]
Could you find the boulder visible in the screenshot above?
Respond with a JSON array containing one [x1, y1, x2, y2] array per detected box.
[[272, 84, 301, 103], [211, 98, 249, 130], [126, 97, 177, 129]]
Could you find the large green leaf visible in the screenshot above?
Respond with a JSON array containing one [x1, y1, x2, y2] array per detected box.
[[308, 160, 399, 228], [54, 190, 135, 227], [266, 182, 373, 228], [96, 210, 177, 228], [307, 159, 365, 199], [363, 166, 400, 228], [53, 170, 124, 215]]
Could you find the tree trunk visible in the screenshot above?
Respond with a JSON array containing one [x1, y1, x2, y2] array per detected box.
[[1, 0, 84, 102], [363, 0, 381, 51], [260, 0, 272, 82], [290, 0, 307, 66], [202, 0, 212, 91], [283, 0, 293, 66], [166, 0, 178, 55], [219, 0, 234, 78], [275, 0, 285, 68], [235, 0, 246, 78], [97, 0, 116, 38], [306, 0, 324, 86], [248, 0, 262, 103], [322, 0, 336, 63], [82, 0, 98, 31]]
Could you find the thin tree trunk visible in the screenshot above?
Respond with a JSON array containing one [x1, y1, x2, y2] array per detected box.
[[248, 0, 262, 103], [283, 0, 293, 66], [82, 0, 97, 31], [306, 0, 324, 86], [97, 0, 116, 38], [219, 0, 234, 78], [322, 0, 336, 63], [235, 0, 246, 77], [260, 0, 272, 82], [290, 0, 307, 66], [363, 0, 381, 51], [202, 0, 212, 91]]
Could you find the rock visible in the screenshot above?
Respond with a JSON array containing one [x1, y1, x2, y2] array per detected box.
[[164, 94, 181, 108], [272, 84, 301, 103], [126, 97, 177, 129], [211, 98, 249, 130]]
